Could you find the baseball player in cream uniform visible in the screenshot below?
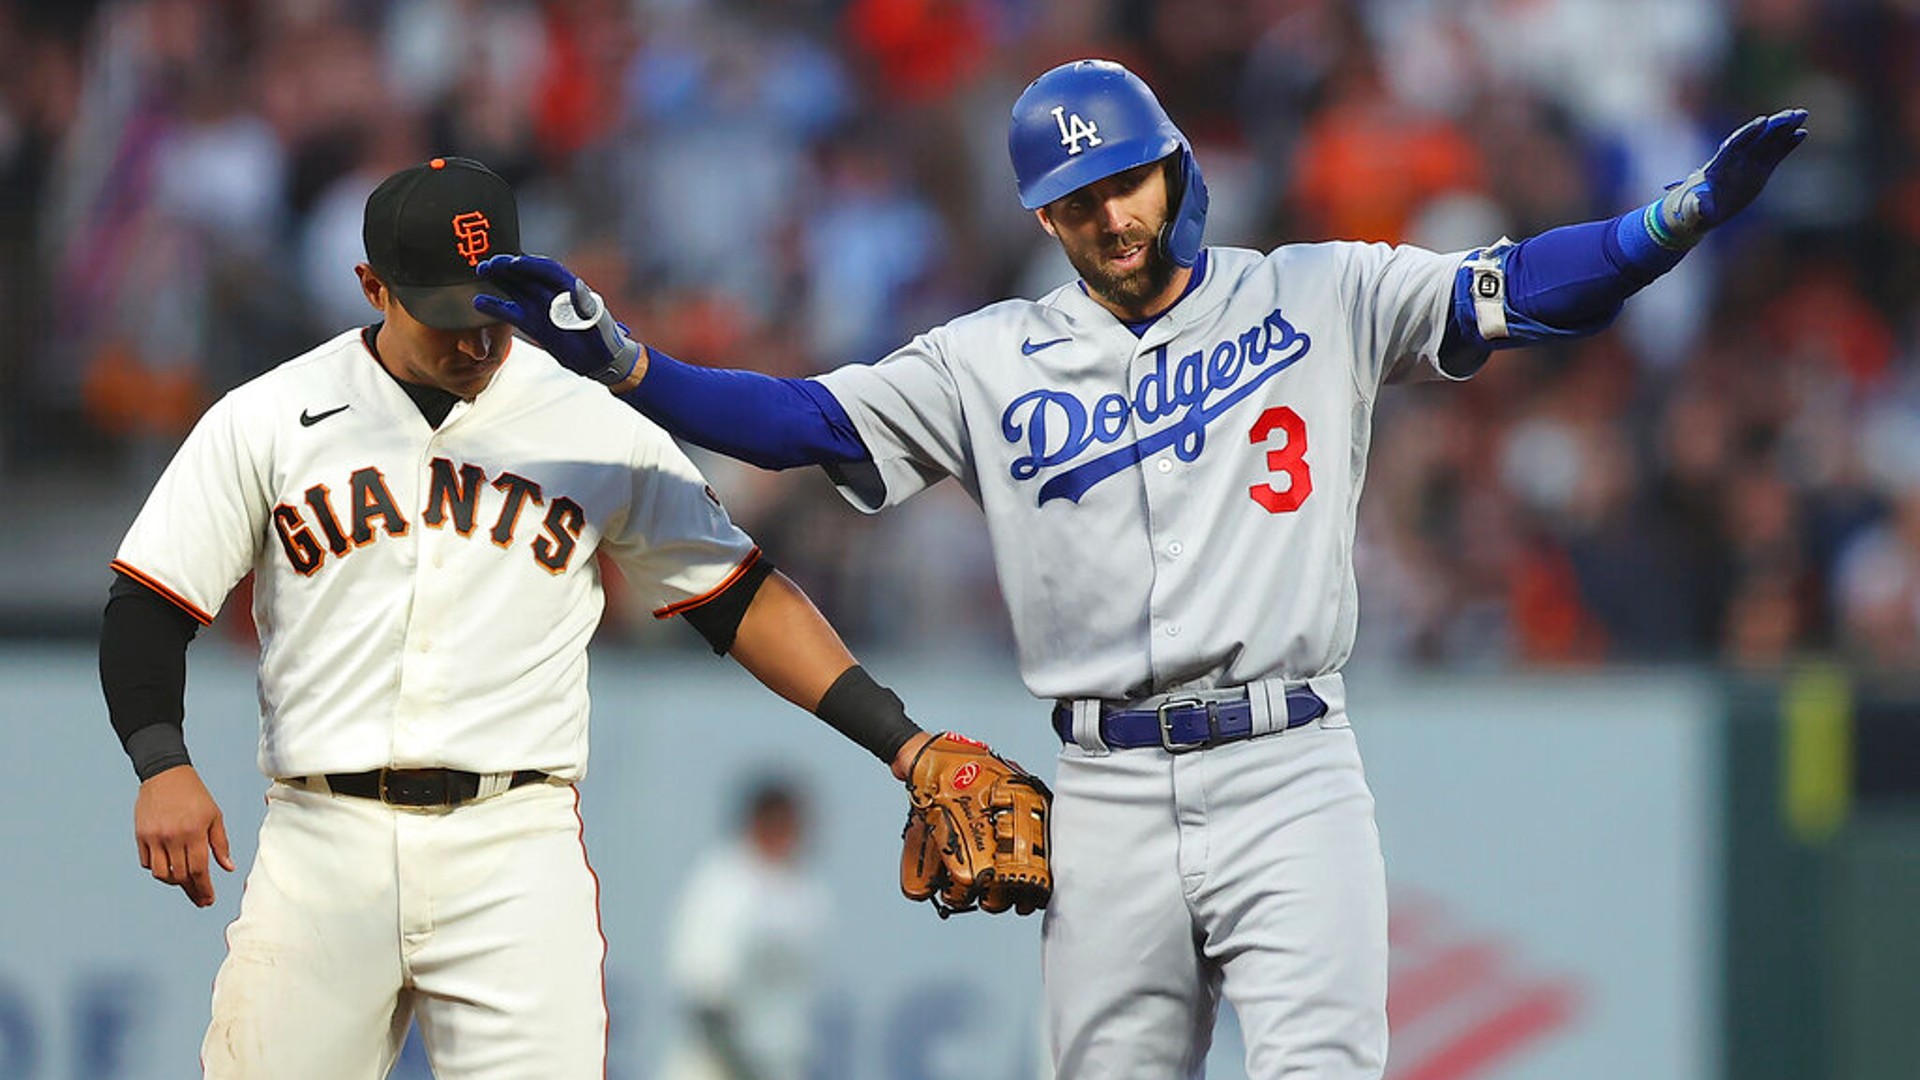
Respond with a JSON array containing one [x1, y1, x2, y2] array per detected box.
[[100, 157, 961, 1079], [475, 60, 1808, 1080]]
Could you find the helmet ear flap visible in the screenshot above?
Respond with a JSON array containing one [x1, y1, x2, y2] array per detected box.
[[1160, 147, 1208, 268]]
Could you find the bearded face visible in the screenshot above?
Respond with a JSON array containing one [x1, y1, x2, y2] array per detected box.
[[1038, 157, 1186, 321]]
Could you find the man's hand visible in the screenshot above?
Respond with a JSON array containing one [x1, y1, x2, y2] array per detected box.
[[134, 765, 233, 908], [474, 254, 646, 387], [891, 731, 935, 781], [1652, 108, 1809, 248]]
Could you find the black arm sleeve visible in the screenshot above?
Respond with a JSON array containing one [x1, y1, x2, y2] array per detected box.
[[99, 572, 201, 780], [680, 556, 778, 654], [814, 665, 925, 765]]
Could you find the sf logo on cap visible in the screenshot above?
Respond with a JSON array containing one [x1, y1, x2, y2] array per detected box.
[[452, 211, 492, 267], [1051, 106, 1102, 155]]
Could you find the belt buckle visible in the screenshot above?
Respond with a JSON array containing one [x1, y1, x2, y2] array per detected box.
[[378, 768, 445, 807], [1156, 697, 1214, 754]]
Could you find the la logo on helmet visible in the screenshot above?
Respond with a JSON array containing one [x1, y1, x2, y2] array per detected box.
[[1051, 106, 1102, 155]]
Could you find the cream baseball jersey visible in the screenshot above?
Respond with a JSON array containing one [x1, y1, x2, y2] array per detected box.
[[112, 328, 757, 780], [816, 242, 1466, 701]]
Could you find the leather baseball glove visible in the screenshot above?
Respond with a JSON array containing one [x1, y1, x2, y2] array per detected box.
[[900, 733, 1052, 918]]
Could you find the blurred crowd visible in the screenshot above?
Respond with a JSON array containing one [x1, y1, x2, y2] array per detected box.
[[4, 0, 1920, 672]]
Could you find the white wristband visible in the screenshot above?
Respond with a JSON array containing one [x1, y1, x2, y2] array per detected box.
[[1464, 237, 1515, 340]]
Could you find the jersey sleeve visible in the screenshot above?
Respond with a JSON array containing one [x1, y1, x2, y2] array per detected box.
[[603, 424, 762, 619], [111, 393, 272, 624], [811, 328, 971, 512], [1338, 242, 1470, 391]]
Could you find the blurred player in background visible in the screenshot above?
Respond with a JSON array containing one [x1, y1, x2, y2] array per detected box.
[[660, 775, 829, 1080]]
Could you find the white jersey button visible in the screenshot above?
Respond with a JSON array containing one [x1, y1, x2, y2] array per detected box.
[[1167, 541, 1183, 557], [1156, 458, 1173, 473], [1165, 624, 1181, 637]]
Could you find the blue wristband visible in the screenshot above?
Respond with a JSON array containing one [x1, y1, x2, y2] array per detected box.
[[1619, 199, 1695, 261]]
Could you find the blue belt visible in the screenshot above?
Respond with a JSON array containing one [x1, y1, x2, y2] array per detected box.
[[1051, 686, 1327, 753]]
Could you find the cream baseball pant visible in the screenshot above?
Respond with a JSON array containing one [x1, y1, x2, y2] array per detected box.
[[1042, 713, 1389, 1079], [202, 778, 605, 1079]]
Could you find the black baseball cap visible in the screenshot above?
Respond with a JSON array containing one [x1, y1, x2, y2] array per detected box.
[[363, 156, 521, 330]]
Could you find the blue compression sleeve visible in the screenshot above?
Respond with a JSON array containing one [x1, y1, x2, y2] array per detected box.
[[1451, 202, 1689, 351], [615, 349, 870, 470]]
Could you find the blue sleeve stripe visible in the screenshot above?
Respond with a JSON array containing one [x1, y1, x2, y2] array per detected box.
[[1616, 199, 1693, 266], [616, 349, 871, 470]]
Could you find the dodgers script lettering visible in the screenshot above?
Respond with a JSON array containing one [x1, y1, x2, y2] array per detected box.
[[999, 308, 1312, 504]]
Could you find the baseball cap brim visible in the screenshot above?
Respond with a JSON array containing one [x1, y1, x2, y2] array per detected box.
[[391, 281, 496, 330]]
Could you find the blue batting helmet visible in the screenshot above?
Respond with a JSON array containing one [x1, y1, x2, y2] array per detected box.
[[1008, 59, 1209, 267]]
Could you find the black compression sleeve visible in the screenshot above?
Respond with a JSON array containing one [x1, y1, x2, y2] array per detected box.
[[100, 572, 201, 780], [681, 556, 777, 654], [814, 665, 925, 765]]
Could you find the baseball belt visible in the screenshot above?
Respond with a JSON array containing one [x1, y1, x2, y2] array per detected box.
[[293, 767, 551, 808], [1051, 686, 1327, 753]]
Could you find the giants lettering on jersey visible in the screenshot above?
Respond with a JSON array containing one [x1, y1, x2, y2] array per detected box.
[[1000, 307, 1312, 505], [271, 456, 586, 576]]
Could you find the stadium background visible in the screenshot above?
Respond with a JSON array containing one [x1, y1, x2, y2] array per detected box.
[[0, 0, 1915, 1077]]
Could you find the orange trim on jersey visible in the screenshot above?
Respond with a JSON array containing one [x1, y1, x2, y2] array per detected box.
[[109, 560, 215, 625], [651, 547, 763, 619], [570, 786, 612, 1077]]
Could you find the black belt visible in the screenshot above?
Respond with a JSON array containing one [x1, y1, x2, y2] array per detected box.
[[1052, 686, 1327, 753], [312, 768, 550, 808]]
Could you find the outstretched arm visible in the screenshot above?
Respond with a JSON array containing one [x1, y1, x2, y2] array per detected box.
[[617, 353, 868, 470], [474, 255, 870, 470], [723, 571, 1052, 919], [1442, 108, 1809, 368], [720, 569, 930, 779], [669, 524, 1050, 919]]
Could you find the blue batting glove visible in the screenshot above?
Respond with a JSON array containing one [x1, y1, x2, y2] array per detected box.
[[474, 254, 644, 385], [1648, 108, 1809, 249]]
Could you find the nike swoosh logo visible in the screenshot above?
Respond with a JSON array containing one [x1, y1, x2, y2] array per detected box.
[[299, 405, 350, 427], [1021, 336, 1071, 355]]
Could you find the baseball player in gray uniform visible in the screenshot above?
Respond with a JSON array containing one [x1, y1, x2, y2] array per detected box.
[[475, 60, 1808, 1079], [97, 156, 1010, 1079]]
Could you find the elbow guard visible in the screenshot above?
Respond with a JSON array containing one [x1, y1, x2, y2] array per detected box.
[[1451, 238, 1619, 352]]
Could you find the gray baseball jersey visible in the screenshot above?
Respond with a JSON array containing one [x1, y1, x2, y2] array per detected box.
[[815, 239, 1465, 1079], [816, 242, 1464, 702]]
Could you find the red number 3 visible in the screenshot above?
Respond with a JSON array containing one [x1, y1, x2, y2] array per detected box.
[[1248, 406, 1312, 513]]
